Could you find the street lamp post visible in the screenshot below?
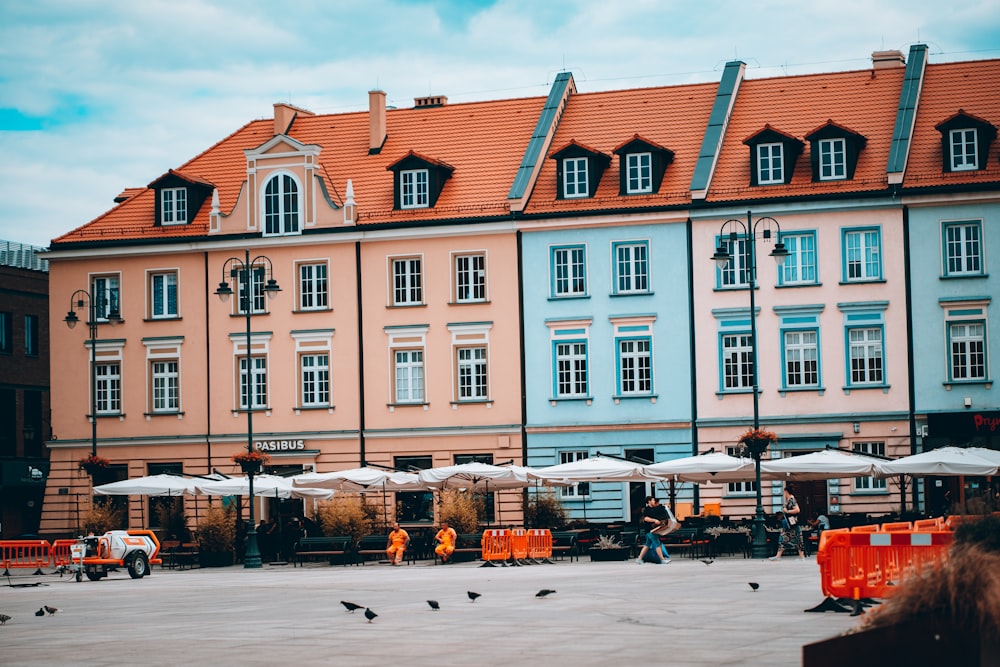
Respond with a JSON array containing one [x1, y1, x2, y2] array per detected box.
[[712, 211, 788, 559], [65, 289, 122, 459], [215, 249, 281, 569]]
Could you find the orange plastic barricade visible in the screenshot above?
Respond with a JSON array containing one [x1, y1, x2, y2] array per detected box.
[[526, 528, 553, 562], [879, 521, 913, 532], [817, 530, 953, 602], [480, 529, 511, 567], [50, 539, 78, 567], [850, 524, 878, 533], [510, 528, 529, 563], [0, 539, 51, 575], [913, 517, 943, 532]]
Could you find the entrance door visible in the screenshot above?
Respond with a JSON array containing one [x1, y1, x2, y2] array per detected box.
[[624, 448, 655, 524]]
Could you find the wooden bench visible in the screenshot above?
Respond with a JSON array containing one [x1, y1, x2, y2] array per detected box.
[[440, 533, 482, 563], [550, 531, 579, 562], [293, 536, 355, 567], [356, 534, 415, 565]]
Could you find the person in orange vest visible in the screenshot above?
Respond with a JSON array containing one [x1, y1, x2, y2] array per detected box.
[[385, 522, 410, 565], [434, 520, 457, 563]]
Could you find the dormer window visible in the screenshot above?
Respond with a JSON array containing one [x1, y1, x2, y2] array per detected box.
[[805, 120, 867, 182], [550, 140, 611, 200], [612, 135, 673, 196], [263, 172, 300, 235], [743, 125, 803, 186], [161, 188, 187, 225], [387, 151, 454, 211], [935, 110, 997, 173]]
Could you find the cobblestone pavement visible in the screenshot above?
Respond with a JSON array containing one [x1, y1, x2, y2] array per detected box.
[[0, 555, 859, 667]]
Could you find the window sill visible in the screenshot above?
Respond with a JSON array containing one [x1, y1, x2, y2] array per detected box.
[[779, 386, 825, 397], [450, 400, 493, 408], [388, 402, 429, 412], [231, 408, 272, 417], [293, 308, 333, 314], [775, 282, 821, 289], [448, 300, 491, 306], [848, 490, 890, 496], [294, 406, 334, 414], [144, 316, 182, 322], [713, 285, 757, 292], [228, 311, 271, 317], [549, 396, 593, 406], [715, 388, 760, 398], [95, 413, 126, 421], [943, 380, 992, 389], [842, 384, 890, 395], [548, 294, 590, 301], [144, 411, 184, 420], [609, 291, 653, 298], [940, 273, 988, 280], [387, 303, 427, 309], [839, 279, 886, 285], [612, 394, 658, 404]]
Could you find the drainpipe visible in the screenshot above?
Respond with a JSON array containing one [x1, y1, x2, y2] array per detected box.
[[902, 203, 919, 513], [204, 251, 212, 471], [356, 241, 366, 464], [686, 217, 700, 513], [517, 229, 528, 467]]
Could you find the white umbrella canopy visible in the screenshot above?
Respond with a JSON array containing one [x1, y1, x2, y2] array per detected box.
[[878, 446, 1000, 477], [291, 467, 391, 491], [527, 455, 658, 483], [94, 474, 198, 496], [418, 462, 533, 490], [645, 452, 757, 483], [760, 449, 887, 481], [196, 474, 333, 499]]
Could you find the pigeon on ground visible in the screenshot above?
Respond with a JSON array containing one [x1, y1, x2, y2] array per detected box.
[[467, 591, 482, 603], [700, 559, 715, 565], [43, 606, 59, 616], [748, 582, 760, 591], [35, 608, 45, 617], [0, 613, 11, 625], [364, 608, 377, 623], [341, 601, 363, 613], [427, 600, 440, 610], [535, 589, 557, 598]]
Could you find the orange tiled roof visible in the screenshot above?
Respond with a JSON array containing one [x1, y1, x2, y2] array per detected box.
[[706, 65, 906, 202], [524, 82, 719, 215], [903, 59, 1000, 190]]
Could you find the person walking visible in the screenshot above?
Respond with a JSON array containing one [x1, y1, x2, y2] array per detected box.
[[636, 496, 672, 564], [770, 486, 805, 560]]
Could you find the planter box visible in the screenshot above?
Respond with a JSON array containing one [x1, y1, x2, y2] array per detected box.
[[588, 548, 631, 562]]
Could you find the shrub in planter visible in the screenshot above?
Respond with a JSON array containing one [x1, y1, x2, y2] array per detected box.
[[437, 489, 481, 533], [154, 497, 190, 541], [317, 495, 374, 543], [83, 499, 125, 535], [523, 490, 567, 529], [197, 505, 235, 567]]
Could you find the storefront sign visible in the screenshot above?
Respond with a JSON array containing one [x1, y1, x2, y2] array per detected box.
[[928, 411, 1000, 437], [254, 439, 305, 452]]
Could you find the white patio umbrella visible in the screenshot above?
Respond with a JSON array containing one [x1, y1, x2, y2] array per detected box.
[[527, 455, 658, 483], [760, 449, 887, 481], [94, 474, 201, 496], [292, 467, 391, 491], [196, 474, 333, 499], [418, 462, 536, 526], [879, 446, 1000, 477], [645, 452, 757, 483]]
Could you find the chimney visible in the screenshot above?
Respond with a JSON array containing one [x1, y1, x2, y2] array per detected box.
[[414, 95, 448, 108], [871, 50, 905, 69], [369, 90, 387, 155], [273, 102, 314, 136]]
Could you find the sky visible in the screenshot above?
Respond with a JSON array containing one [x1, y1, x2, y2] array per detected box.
[[1, 0, 999, 249]]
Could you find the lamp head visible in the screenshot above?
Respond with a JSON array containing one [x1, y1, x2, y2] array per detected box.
[[215, 281, 233, 303], [712, 244, 732, 271], [769, 241, 789, 266], [264, 278, 281, 297], [64, 310, 79, 329]]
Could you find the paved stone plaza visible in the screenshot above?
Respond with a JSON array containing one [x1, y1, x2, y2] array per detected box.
[[1, 556, 859, 666]]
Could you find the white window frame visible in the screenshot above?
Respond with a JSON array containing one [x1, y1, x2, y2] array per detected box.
[[453, 252, 486, 303], [150, 270, 178, 319], [96, 362, 122, 415], [625, 152, 652, 194], [617, 338, 652, 396], [449, 323, 491, 402], [721, 332, 755, 391], [778, 232, 818, 286], [783, 329, 819, 388], [263, 172, 300, 235], [229, 332, 271, 413], [949, 321, 987, 382], [843, 228, 882, 282], [949, 128, 978, 171], [391, 257, 423, 306], [151, 360, 180, 413], [394, 349, 425, 403], [716, 236, 750, 288], [91, 274, 120, 321], [548, 319, 592, 400], [726, 446, 756, 494], [298, 261, 329, 311], [300, 353, 330, 407], [757, 143, 784, 184], [563, 157, 589, 198], [848, 327, 884, 386], [613, 241, 649, 294], [818, 138, 846, 180], [551, 245, 587, 297], [943, 220, 983, 276], [161, 187, 187, 225], [236, 267, 266, 315], [401, 169, 429, 209], [559, 450, 590, 497], [853, 441, 887, 490]]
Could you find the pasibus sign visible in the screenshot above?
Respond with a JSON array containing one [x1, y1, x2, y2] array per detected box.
[[254, 439, 306, 452], [928, 412, 1000, 437]]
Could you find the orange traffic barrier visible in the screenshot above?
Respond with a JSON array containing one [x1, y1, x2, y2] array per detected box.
[[50, 539, 78, 567], [817, 530, 953, 602], [0, 539, 51, 575], [879, 521, 913, 532], [850, 524, 878, 533], [510, 528, 528, 562], [527, 528, 553, 562], [913, 517, 943, 532], [480, 529, 511, 566]]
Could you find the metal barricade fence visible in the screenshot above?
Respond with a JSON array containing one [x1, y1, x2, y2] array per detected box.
[[510, 528, 528, 562], [0, 539, 51, 575], [526, 529, 552, 561], [480, 529, 511, 566], [50, 539, 78, 567]]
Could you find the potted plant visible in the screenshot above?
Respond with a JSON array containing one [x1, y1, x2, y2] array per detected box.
[[79, 453, 110, 476], [588, 534, 632, 561], [738, 427, 778, 458], [231, 449, 270, 475], [197, 505, 236, 567], [523, 490, 567, 529]]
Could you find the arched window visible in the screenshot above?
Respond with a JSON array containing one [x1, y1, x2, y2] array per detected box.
[[263, 173, 300, 235]]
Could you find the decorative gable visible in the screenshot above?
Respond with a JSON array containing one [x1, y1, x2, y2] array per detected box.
[[386, 150, 455, 210], [549, 140, 611, 199], [612, 134, 674, 195], [804, 120, 868, 182], [147, 169, 214, 227], [934, 110, 997, 172], [743, 124, 804, 186]]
